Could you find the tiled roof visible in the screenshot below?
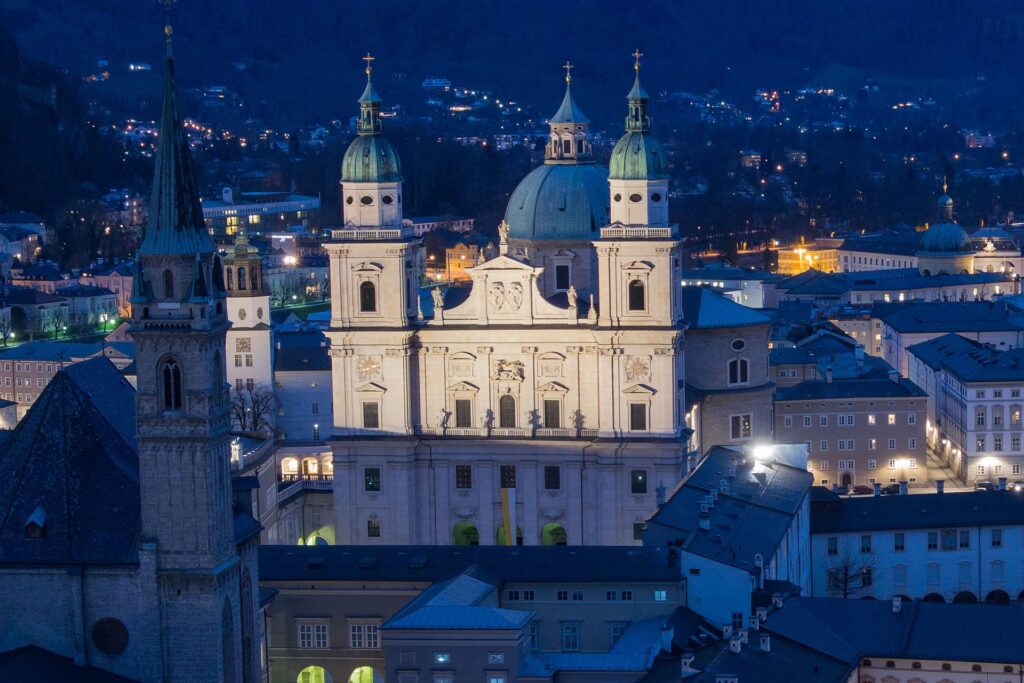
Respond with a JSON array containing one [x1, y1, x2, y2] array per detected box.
[[774, 376, 926, 401], [5, 287, 66, 305], [811, 489, 1024, 533], [882, 301, 1024, 333], [273, 331, 330, 372], [907, 332, 1024, 381], [680, 287, 771, 329]]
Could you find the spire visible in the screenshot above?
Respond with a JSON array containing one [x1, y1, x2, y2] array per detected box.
[[938, 175, 955, 221], [625, 49, 651, 133], [356, 52, 384, 135], [139, 21, 215, 257], [549, 60, 589, 124]]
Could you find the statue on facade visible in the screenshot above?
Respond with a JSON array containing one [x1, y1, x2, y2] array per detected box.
[[431, 286, 444, 310], [566, 285, 578, 309], [498, 220, 510, 245]]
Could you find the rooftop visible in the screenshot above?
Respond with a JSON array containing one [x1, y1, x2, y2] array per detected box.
[[811, 489, 1024, 533], [907, 332, 1024, 382], [680, 287, 772, 329], [881, 300, 1024, 333], [774, 375, 926, 402]]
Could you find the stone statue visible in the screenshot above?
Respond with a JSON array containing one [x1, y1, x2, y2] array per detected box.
[[498, 220, 510, 245], [566, 285, 578, 309], [431, 287, 444, 309]]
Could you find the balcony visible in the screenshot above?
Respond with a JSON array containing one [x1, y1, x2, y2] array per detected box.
[[329, 225, 412, 241], [277, 474, 334, 501], [599, 225, 677, 240]]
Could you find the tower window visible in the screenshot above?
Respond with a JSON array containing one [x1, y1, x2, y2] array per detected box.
[[454, 399, 472, 428], [160, 358, 182, 411], [382, 195, 394, 205], [226, 268, 233, 290], [628, 279, 646, 311], [163, 269, 174, 299], [237, 266, 247, 291], [544, 399, 561, 428], [360, 195, 373, 205], [499, 394, 516, 428], [555, 264, 570, 291], [359, 281, 377, 312], [362, 402, 380, 429], [629, 193, 643, 203], [562, 139, 571, 154]]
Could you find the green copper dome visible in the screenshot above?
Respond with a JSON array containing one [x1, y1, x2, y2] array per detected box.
[[341, 135, 402, 183], [504, 163, 609, 241], [609, 132, 669, 180], [920, 222, 971, 253]]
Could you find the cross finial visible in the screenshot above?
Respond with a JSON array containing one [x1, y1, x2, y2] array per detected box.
[[363, 52, 375, 78], [942, 175, 948, 194], [563, 60, 573, 84], [632, 49, 644, 72], [160, 0, 176, 44]]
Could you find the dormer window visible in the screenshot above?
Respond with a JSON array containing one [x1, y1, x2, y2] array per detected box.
[[25, 505, 46, 539]]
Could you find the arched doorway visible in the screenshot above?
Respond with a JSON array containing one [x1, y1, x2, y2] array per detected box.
[[953, 591, 977, 604], [922, 593, 945, 603], [298, 666, 333, 683], [985, 590, 1010, 605], [452, 522, 480, 546], [496, 524, 524, 546], [348, 666, 382, 683], [540, 523, 568, 546], [893, 594, 912, 603], [840, 473, 852, 487]]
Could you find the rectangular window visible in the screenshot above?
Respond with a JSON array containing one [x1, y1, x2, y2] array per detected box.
[[362, 402, 380, 429], [350, 624, 365, 649], [887, 414, 896, 425], [731, 414, 752, 440], [633, 522, 645, 540], [434, 652, 451, 664], [507, 590, 520, 601], [544, 465, 561, 490], [629, 403, 647, 431], [827, 537, 838, 555], [557, 590, 569, 601], [867, 414, 876, 425], [454, 398, 472, 428], [364, 467, 381, 492], [571, 590, 583, 601], [523, 590, 534, 601], [959, 530, 970, 549], [888, 439, 896, 450], [941, 529, 957, 551], [609, 622, 627, 647], [455, 464, 472, 489], [908, 438, 916, 449], [908, 413, 916, 425], [819, 459, 830, 471], [803, 416, 812, 427], [861, 534, 872, 553], [868, 438, 877, 450], [820, 440, 828, 452], [311, 402, 319, 415], [561, 623, 580, 651], [654, 590, 667, 601], [928, 532, 938, 551], [543, 399, 561, 428], [367, 518, 381, 538], [784, 415, 793, 427], [631, 469, 648, 494], [500, 465, 517, 488], [992, 529, 1003, 548], [299, 623, 328, 649], [868, 459, 877, 469], [894, 533, 905, 552], [245, 354, 253, 367], [820, 415, 828, 427], [555, 264, 570, 290], [994, 435, 1004, 451]]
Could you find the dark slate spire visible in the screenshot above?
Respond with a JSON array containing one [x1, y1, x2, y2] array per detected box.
[[139, 25, 215, 257]]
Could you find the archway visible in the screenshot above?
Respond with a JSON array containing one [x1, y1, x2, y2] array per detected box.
[[540, 523, 568, 546], [1018, 590, 1024, 602], [985, 590, 1010, 605], [893, 594, 912, 603], [298, 666, 332, 683], [452, 522, 480, 546], [922, 593, 945, 603], [282, 458, 299, 478], [301, 457, 319, 476], [953, 591, 977, 604], [348, 666, 381, 683], [496, 524, 524, 546], [304, 532, 331, 547], [840, 473, 852, 487]]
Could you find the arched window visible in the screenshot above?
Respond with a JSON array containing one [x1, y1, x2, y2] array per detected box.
[[240, 568, 255, 683], [226, 267, 233, 290], [160, 357, 182, 410], [237, 266, 247, 290], [628, 279, 646, 311], [163, 269, 174, 299], [359, 281, 377, 312], [728, 358, 749, 386], [499, 394, 516, 428]]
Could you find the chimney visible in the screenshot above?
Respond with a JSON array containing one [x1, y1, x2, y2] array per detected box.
[[771, 593, 784, 608], [698, 512, 711, 531], [888, 369, 900, 383], [722, 623, 733, 639], [729, 635, 742, 654], [681, 652, 696, 674], [998, 477, 1008, 491], [667, 547, 678, 567], [660, 625, 674, 652], [873, 482, 881, 496], [936, 479, 944, 494], [749, 614, 760, 631], [739, 629, 748, 645], [899, 480, 908, 495], [891, 596, 902, 614], [759, 633, 771, 653], [826, 366, 833, 383], [756, 607, 768, 622]]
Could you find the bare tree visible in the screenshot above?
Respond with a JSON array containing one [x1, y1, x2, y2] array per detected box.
[[230, 383, 276, 434], [826, 539, 879, 599], [45, 308, 70, 340], [0, 315, 12, 346]]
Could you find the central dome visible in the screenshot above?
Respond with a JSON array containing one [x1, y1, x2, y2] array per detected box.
[[504, 163, 609, 241], [920, 222, 971, 253], [341, 135, 402, 183]]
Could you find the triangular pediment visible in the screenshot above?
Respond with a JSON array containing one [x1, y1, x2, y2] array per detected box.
[[470, 254, 536, 272], [447, 381, 480, 393], [536, 381, 569, 393], [355, 382, 387, 393], [623, 383, 656, 395]]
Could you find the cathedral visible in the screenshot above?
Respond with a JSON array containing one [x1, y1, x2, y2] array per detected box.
[[316, 57, 697, 547], [0, 27, 263, 682]]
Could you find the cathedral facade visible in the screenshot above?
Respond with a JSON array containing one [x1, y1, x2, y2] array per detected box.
[[316, 59, 690, 547]]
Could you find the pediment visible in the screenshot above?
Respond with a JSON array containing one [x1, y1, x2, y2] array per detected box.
[[354, 382, 387, 393], [470, 254, 536, 272], [622, 383, 656, 395], [447, 381, 480, 393], [620, 260, 654, 272], [536, 381, 569, 393], [352, 261, 383, 273]]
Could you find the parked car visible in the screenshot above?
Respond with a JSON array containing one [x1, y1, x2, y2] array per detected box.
[[833, 485, 849, 495], [882, 484, 901, 495], [975, 480, 997, 491], [851, 485, 874, 496], [1013, 481, 1024, 492]]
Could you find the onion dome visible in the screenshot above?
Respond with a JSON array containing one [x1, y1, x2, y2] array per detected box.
[[920, 222, 971, 253], [341, 54, 402, 183], [608, 55, 669, 181]]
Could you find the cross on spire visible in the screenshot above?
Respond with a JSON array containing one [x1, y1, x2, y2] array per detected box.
[[363, 52, 375, 78], [632, 49, 643, 72], [942, 175, 948, 194], [160, 0, 176, 52], [563, 60, 573, 84]]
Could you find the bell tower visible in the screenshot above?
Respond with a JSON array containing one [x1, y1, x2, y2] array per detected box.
[[129, 21, 245, 682]]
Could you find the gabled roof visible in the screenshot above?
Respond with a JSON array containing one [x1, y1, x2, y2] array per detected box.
[[680, 287, 771, 329], [774, 375, 926, 401], [882, 301, 1024, 333], [907, 332, 1024, 382], [812, 489, 1024, 533], [0, 358, 139, 565]]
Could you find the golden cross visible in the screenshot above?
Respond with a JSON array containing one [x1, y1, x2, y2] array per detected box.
[[160, 0, 176, 40], [563, 60, 573, 84], [632, 49, 644, 72], [942, 175, 948, 194], [363, 52, 375, 77]]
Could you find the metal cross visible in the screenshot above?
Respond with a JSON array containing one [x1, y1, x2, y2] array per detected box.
[[363, 52, 375, 77], [563, 60, 573, 84], [632, 49, 644, 72]]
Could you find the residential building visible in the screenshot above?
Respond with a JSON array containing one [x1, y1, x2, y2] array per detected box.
[[202, 186, 320, 237], [4, 287, 69, 335], [0, 224, 41, 264], [643, 445, 813, 627], [403, 214, 475, 236], [273, 330, 332, 444], [8, 263, 67, 293], [53, 283, 118, 327], [777, 240, 841, 275], [775, 370, 927, 488], [79, 261, 134, 317], [769, 329, 888, 388], [678, 266, 775, 309], [812, 489, 1024, 604]]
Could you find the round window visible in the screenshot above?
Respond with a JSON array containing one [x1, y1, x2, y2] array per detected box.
[[345, 196, 353, 205], [613, 193, 622, 202], [731, 339, 746, 351], [382, 194, 394, 205], [360, 195, 373, 205], [629, 193, 643, 203], [257, 307, 264, 319], [238, 308, 247, 321], [651, 192, 662, 202], [92, 618, 129, 656]]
